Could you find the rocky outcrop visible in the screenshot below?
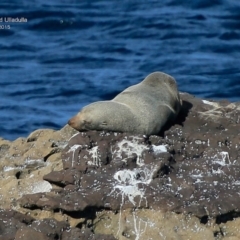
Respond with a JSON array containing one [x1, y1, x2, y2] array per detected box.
[[0, 93, 239, 239], [0, 209, 116, 240]]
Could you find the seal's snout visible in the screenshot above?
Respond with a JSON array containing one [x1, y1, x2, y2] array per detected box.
[[68, 115, 79, 130]]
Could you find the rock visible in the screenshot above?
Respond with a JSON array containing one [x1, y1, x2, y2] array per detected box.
[[93, 209, 215, 240], [61, 228, 117, 240], [219, 218, 240, 239], [19, 94, 240, 218], [0, 209, 34, 240], [0, 209, 116, 240], [0, 93, 240, 239], [14, 218, 69, 240], [0, 125, 77, 209]]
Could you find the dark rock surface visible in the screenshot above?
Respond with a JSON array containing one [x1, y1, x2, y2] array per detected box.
[[0, 209, 116, 240], [1, 93, 240, 239], [19, 93, 240, 219]]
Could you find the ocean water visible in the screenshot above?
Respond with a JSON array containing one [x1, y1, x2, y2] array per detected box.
[[0, 0, 240, 140]]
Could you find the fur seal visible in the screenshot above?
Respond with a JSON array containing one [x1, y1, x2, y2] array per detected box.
[[68, 72, 181, 135]]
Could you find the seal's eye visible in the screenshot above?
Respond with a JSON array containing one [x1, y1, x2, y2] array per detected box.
[[101, 122, 107, 125], [83, 120, 91, 126]]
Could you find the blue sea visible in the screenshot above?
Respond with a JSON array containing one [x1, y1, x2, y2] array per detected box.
[[0, 0, 240, 141]]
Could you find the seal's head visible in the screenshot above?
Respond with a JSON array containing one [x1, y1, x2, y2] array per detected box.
[[68, 101, 110, 131], [68, 100, 138, 133]]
